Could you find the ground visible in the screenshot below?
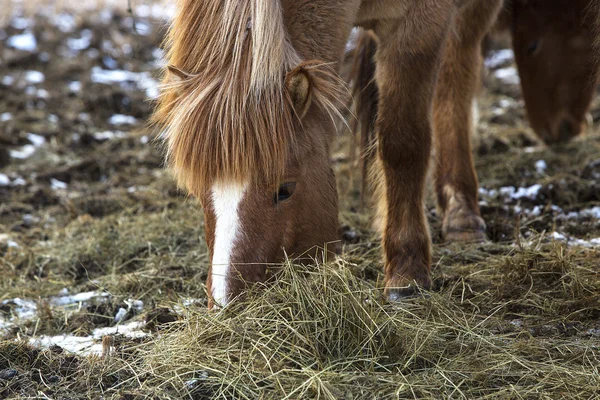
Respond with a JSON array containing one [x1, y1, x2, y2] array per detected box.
[[0, 5, 599, 400]]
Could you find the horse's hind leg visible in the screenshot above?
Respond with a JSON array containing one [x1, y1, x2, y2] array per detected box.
[[367, 1, 455, 298], [433, 0, 503, 242]]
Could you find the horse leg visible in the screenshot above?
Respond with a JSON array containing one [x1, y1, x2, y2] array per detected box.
[[368, 2, 455, 298], [433, 0, 503, 242]]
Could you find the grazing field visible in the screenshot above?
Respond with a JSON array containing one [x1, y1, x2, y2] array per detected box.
[[1, 4, 600, 399]]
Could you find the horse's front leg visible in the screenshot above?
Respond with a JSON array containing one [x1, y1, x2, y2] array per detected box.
[[370, 2, 455, 298], [433, 0, 503, 242]]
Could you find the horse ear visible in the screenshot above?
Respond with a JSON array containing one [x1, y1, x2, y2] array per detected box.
[[286, 66, 314, 119], [167, 65, 188, 83]]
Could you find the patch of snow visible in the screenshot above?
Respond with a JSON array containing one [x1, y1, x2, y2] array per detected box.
[[551, 231, 600, 248], [564, 206, 600, 220], [576, 237, 600, 247], [68, 81, 82, 92], [1, 298, 37, 320], [535, 160, 547, 174], [492, 107, 504, 116], [140, 135, 149, 144], [0, 113, 12, 122], [27, 133, 45, 147], [92, 321, 147, 340], [478, 187, 497, 198], [499, 184, 542, 200], [87, 48, 100, 59], [485, 49, 514, 69], [93, 131, 126, 141], [35, 89, 49, 98], [67, 29, 93, 51], [133, 21, 152, 36], [580, 207, 600, 220], [99, 8, 114, 25], [186, 379, 199, 388], [90, 67, 159, 99], [126, 299, 144, 312], [492, 98, 516, 116], [509, 319, 523, 328], [24, 70, 44, 84], [520, 204, 563, 218], [151, 48, 166, 68], [11, 177, 26, 186], [10, 145, 36, 159], [135, 3, 176, 20], [114, 308, 128, 323], [7, 32, 37, 52], [30, 335, 102, 356], [551, 232, 567, 241], [114, 299, 144, 322], [0, 174, 9, 186], [91, 68, 136, 84], [2, 76, 15, 86], [50, 178, 68, 190], [181, 298, 204, 307], [0, 320, 13, 332], [23, 214, 39, 227], [51, 291, 109, 306], [52, 13, 77, 33], [494, 67, 520, 85], [585, 328, 600, 337], [11, 17, 33, 30], [108, 114, 137, 125]]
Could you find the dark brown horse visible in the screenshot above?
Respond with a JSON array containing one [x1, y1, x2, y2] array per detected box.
[[498, 0, 598, 144]]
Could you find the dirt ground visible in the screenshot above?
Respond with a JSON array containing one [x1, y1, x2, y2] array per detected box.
[[0, 5, 599, 399]]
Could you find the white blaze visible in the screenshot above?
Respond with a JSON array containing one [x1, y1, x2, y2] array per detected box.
[[210, 181, 247, 307]]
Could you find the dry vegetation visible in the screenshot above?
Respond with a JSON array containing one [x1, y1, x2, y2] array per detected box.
[[1, 2, 599, 399]]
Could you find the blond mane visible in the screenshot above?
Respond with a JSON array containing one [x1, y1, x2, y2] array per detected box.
[[153, 0, 346, 195]]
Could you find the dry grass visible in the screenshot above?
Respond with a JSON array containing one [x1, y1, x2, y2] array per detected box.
[[3, 245, 599, 398]]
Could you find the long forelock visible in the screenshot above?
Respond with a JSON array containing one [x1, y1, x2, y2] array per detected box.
[[152, 0, 343, 197]]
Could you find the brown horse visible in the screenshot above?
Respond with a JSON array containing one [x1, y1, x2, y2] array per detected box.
[[496, 0, 599, 144], [152, 0, 592, 308], [355, 0, 600, 243]]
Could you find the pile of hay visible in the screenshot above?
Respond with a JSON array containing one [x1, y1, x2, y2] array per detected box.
[[140, 249, 599, 399]]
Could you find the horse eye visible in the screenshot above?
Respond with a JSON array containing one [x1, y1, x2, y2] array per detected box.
[[274, 182, 296, 204], [527, 39, 540, 55]]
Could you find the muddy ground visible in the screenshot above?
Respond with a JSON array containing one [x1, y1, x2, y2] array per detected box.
[[0, 6, 599, 399]]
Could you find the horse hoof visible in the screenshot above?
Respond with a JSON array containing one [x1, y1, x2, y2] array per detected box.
[[443, 208, 487, 243], [384, 272, 431, 301], [444, 227, 487, 243], [386, 285, 429, 301]]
